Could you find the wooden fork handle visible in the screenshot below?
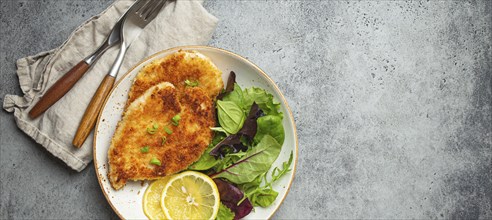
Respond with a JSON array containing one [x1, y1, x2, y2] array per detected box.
[[73, 75, 115, 148], [29, 61, 90, 119]]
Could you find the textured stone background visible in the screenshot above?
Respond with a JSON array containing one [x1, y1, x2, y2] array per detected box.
[[1, 0, 491, 219]]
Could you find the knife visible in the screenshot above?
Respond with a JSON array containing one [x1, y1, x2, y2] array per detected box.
[[72, 0, 167, 148], [28, 0, 142, 119]]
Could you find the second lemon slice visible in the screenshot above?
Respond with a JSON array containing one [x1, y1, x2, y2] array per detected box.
[[143, 176, 172, 220], [161, 171, 220, 220]]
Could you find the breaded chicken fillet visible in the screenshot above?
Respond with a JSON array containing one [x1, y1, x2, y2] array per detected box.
[[127, 50, 223, 105], [108, 82, 215, 190]]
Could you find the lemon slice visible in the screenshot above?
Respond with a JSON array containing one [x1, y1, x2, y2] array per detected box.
[[143, 176, 172, 220], [161, 171, 220, 220]]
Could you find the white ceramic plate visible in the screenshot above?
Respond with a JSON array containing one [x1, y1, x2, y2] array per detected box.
[[94, 46, 298, 219]]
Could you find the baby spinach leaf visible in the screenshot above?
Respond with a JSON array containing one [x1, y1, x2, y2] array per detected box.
[[210, 135, 281, 184], [211, 127, 230, 136], [210, 103, 262, 158], [216, 203, 235, 220], [254, 115, 285, 145], [217, 100, 245, 134], [222, 84, 244, 109]]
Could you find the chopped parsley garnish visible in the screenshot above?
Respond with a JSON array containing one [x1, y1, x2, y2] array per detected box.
[[161, 136, 167, 145], [171, 114, 181, 126], [140, 146, 149, 153], [147, 123, 158, 134], [150, 157, 161, 166], [164, 126, 173, 134], [185, 79, 199, 87]]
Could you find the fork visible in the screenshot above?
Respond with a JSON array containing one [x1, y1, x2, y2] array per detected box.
[[27, 0, 145, 119], [72, 0, 167, 148]]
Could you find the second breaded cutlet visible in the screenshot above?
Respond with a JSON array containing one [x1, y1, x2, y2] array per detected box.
[[127, 50, 223, 106]]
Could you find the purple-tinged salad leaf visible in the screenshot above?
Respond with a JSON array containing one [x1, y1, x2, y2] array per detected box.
[[210, 103, 263, 158], [209, 134, 243, 158], [238, 103, 262, 140], [210, 135, 281, 184], [217, 71, 237, 100], [188, 133, 226, 170], [214, 178, 253, 220]]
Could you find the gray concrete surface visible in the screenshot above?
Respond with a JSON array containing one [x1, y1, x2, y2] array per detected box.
[[1, 0, 491, 219]]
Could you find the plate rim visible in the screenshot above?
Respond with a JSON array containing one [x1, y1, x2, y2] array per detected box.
[[93, 45, 298, 219]]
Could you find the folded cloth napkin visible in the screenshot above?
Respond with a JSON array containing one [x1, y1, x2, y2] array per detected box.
[[3, 0, 218, 172]]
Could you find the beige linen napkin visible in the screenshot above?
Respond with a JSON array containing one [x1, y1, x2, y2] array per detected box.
[[3, 0, 218, 172]]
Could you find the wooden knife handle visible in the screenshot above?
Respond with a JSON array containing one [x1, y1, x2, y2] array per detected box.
[[29, 61, 90, 119], [73, 75, 115, 148]]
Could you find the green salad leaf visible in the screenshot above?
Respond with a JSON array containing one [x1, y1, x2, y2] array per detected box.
[[210, 135, 281, 184], [270, 151, 294, 183], [243, 87, 281, 116], [213, 150, 247, 172], [239, 151, 293, 207], [249, 188, 278, 207], [217, 100, 245, 134], [222, 84, 282, 117], [188, 145, 218, 170], [237, 173, 266, 203], [189, 133, 226, 170], [216, 203, 235, 220], [189, 80, 293, 214], [211, 127, 230, 136], [222, 84, 244, 108], [254, 115, 285, 145]]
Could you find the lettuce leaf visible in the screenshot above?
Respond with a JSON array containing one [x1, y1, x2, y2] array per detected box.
[[222, 84, 281, 117], [249, 188, 278, 207], [210, 135, 281, 184], [216, 203, 235, 220], [254, 115, 285, 145], [242, 87, 281, 116], [238, 152, 293, 207]]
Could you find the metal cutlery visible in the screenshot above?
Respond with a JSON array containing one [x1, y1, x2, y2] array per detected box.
[[73, 0, 167, 148], [28, 0, 143, 119]]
